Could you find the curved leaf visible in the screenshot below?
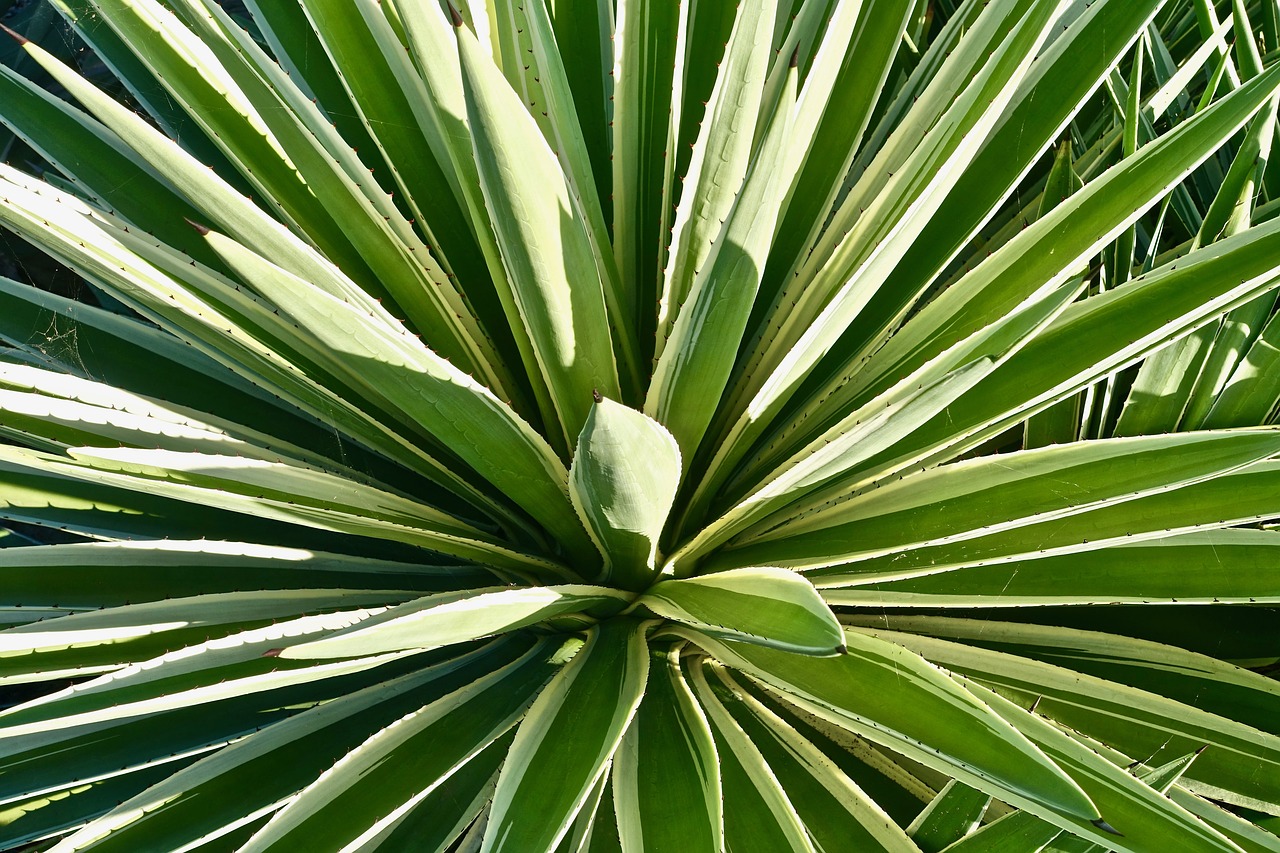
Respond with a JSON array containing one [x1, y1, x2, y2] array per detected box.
[[641, 568, 844, 656], [277, 585, 630, 660], [612, 644, 722, 853], [669, 626, 1102, 826]]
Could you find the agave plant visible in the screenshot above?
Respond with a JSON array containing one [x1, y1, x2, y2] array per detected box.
[[0, 0, 1279, 849]]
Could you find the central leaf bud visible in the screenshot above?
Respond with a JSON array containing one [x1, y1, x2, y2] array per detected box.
[[568, 396, 683, 591]]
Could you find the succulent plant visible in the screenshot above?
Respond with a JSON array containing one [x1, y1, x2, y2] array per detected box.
[[0, 0, 1279, 850]]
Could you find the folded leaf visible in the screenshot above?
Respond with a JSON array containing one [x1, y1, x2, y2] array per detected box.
[[570, 397, 681, 590], [612, 643, 722, 853], [641, 567, 844, 656], [483, 618, 650, 852]]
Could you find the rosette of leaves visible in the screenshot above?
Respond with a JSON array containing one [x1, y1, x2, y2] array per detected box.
[[0, 0, 1279, 850]]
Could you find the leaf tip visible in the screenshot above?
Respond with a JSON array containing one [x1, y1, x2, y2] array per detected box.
[[184, 217, 211, 236], [262, 647, 284, 658], [592, 388, 603, 403], [789, 46, 799, 68], [0, 23, 29, 45], [447, 2, 464, 27], [1091, 818, 1123, 837], [835, 643, 847, 655]]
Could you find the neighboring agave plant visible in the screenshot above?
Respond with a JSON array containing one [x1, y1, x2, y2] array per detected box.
[[1, 0, 1280, 850]]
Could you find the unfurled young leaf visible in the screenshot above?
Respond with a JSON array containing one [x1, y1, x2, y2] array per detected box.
[[1, 0, 1278, 850]]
